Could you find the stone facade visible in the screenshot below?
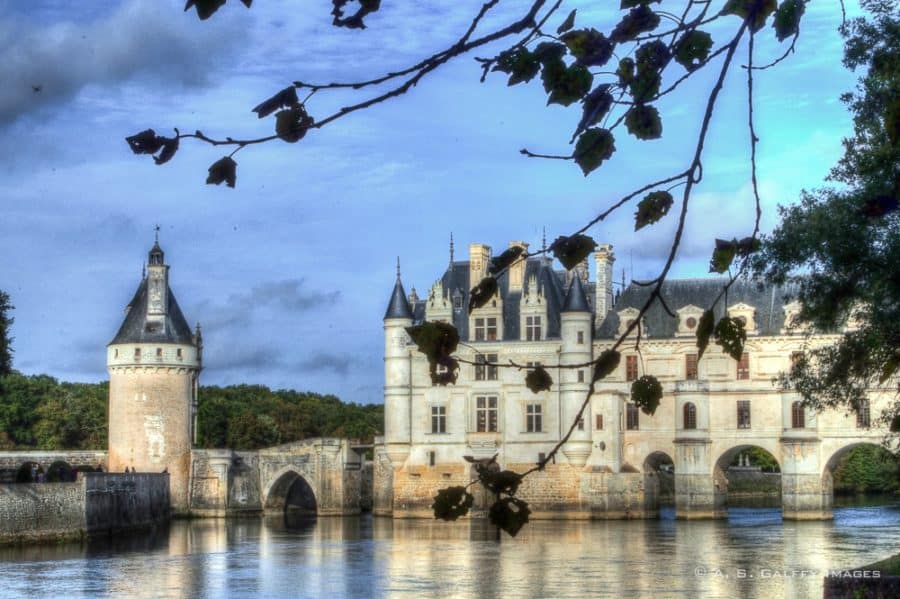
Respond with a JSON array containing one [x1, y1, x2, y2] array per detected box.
[[0, 473, 169, 544], [377, 241, 893, 520]]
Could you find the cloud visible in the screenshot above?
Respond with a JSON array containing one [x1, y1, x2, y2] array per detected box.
[[295, 352, 358, 376], [0, 0, 242, 127]]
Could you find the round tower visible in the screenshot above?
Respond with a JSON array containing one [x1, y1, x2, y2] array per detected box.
[[560, 274, 593, 467], [107, 237, 201, 514], [383, 259, 413, 468]]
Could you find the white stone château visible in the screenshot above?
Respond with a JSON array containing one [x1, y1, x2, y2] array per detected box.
[[375, 240, 892, 520], [107, 239, 202, 514]]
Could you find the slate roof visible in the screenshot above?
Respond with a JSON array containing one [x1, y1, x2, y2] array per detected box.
[[403, 257, 595, 341], [109, 277, 195, 345], [596, 277, 801, 339], [562, 273, 592, 313], [384, 278, 414, 319]]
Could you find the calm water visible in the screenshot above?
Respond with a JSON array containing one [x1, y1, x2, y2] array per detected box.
[[2, 498, 899, 599]]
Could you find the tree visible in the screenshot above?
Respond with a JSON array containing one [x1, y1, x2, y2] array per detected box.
[[131, 0, 865, 535], [755, 0, 899, 428]]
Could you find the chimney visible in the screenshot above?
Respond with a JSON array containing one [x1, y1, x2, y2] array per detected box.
[[507, 241, 528, 292], [594, 244, 615, 319], [469, 243, 492, 284]]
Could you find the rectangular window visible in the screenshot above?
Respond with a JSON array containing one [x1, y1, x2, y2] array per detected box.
[[525, 315, 542, 341], [475, 353, 498, 381], [857, 400, 870, 428], [156, 347, 163, 358], [626, 404, 639, 430], [737, 353, 750, 380], [626, 355, 638, 382], [526, 404, 542, 433], [685, 353, 698, 380], [577, 331, 584, 344], [577, 370, 585, 383], [176, 348, 183, 360], [577, 418, 585, 431], [134, 347, 141, 359], [476, 396, 498, 432], [737, 400, 751, 429], [595, 414, 603, 430], [431, 406, 446, 434], [475, 317, 498, 341], [428, 451, 436, 467]]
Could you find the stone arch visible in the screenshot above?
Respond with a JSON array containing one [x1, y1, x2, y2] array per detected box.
[[643, 451, 675, 473], [15, 461, 44, 483], [821, 441, 892, 499], [712, 444, 782, 511], [262, 467, 319, 514], [643, 450, 676, 509]]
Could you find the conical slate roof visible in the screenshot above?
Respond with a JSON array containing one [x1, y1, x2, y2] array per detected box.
[[384, 278, 413, 320], [109, 278, 195, 345], [562, 274, 591, 313]]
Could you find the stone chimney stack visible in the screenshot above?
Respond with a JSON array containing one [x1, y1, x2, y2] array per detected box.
[[594, 244, 615, 319], [469, 243, 492, 283], [507, 241, 528, 292]]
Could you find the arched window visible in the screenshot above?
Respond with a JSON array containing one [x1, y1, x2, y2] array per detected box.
[[683, 402, 697, 430], [791, 401, 805, 429]]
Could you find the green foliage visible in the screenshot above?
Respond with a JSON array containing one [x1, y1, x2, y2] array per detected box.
[[772, 0, 806, 42], [832, 445, 900, 494], [206, 156, 237, 188], [722, 0, 777, 32], [525, 366, 553, 394], [631, 375, 662, 415], [468, 277, 499, 313], [730, 447, 780, 472], [635, 191, 673, 231], [696, 309, 715, 359], [0, 291, 13, 382], [574, 128, 615, 175], [674, 30, 714, 71], [713, 316, 747, 361], [432, 486, 474, 521], [625, 105, 663, 140], [561, 28, 614, 67], [494, 47, 541, 86]]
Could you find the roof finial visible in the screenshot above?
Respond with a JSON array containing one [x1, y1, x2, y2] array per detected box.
[[154, 224, 160, 244], [542, 227, 547, 253], [141, 263, 146, 279], [449, 232, 454, 265], [396, 256, 401, 280]]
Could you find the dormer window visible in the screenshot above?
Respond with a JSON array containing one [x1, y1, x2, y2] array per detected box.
[[727, 302, 757, 335], [781, 300, 805, 334], [676, 304, 705, 337], [617, 308, 641, 337]]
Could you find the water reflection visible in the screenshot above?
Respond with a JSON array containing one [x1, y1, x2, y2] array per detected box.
[[2, 500, 899, 598]]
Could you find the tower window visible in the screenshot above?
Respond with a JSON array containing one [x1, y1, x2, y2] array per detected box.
[[626, 355, 638, 382], [431, 406, 446, 434], [683, 402, 697, 430], [626, 404, 639, 430], [737, 400, 751, 429], [428, 451, 436, 467], [737, 353, 750, 380], [176, 348, 183, 360], [685, 354, 698, 380], [156, 347, 163, 358], [525, 315, 542, 341], [577, 370, 585, 383], [526, 404, 542, 433], [134, 347, 141, 360], [476, 396, 498, 432], [791, 401, 805, 429], [577, 331, 584, 344], [595, 414, 603, 430]]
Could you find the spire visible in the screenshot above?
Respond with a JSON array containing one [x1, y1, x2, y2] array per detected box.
[[449, 233, 454, 265], [541, 227, 547, 253], [149, 227, 165, 266], [385, 259, 413, 320], [562, 274, 591, 313]]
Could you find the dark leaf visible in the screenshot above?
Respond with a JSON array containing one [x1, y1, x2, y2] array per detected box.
[[463, 454, 497, 465], [252, 86, 300, 119], [709, 238, 738, 273], [696, 309, 715, 359], [735, 236, 761, 256], [625, 104, 662, 140], [722, 0, 777, 33], [489, 496, 531, 537], [206, 156, 237, 188], [525, 366, 553, 394], [634, 190, 673, 230], [878, 352, 899, 385], [533, 42, 567, 64], [621, 0, 661, 7], [184, 0, 226, 20], [561, 28, 614, 67], [406, 322, 460, 382], [576, 85, 614, 135], [469, 276, 499, 314], [275, 105, 314, 143], [593, 349, 621, 381], [153, 136, 179, 165], [240, 0, 252, 7], [674, 30, 714, 71], [574, 128, 616, 176], [610, 5, 661, 43], [332, 0, 381, 29], [772, 0, 805, 42], [616, 58, 635, 87], [480, 469, 523, 495], [858, 195, 899, 218], [557, 9, 576, 34], [628, 69, 661, 102], [489, 246, 527, 275], [494, 48, 541, 86], [430, 357, 459, 386], [714, 316, 747, 361], [432, 486, 474, 521], [125, 129, 165, 155], [545, 63, 593, 107], [631, 375, 662, 415], [635, 40, 670, 72], [891, 415, 900, 433], [549, 234, 597, 270]]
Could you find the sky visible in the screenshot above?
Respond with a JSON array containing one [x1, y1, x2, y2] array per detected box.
[[0, 0, 864, 404]]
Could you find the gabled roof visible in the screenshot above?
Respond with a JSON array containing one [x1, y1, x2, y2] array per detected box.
[[596, 278, 801, 339], [109, 278, 195, 345], [384, 278, 413, 320]]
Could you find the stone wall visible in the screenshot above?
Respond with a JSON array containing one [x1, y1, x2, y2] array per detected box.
[[0, 473, 169, 545], [0, 451, 108, 482]]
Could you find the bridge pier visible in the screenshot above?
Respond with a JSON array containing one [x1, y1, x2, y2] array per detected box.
[[781, 436, 831, 520], [674, 438, 726, 519]]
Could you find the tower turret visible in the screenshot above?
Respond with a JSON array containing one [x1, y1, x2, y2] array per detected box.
[[560, 275, 593, 467], [383, 259, 413, 468], [107, 236, 200, 514]]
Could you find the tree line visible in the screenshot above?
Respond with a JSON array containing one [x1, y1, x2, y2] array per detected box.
[[0, 372, 382, 451]]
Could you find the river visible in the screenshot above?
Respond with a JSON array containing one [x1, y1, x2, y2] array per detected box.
[[2, 497, 898, 599]]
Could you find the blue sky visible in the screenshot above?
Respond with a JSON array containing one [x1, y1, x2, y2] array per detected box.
[[0, 1, 862, 403]]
